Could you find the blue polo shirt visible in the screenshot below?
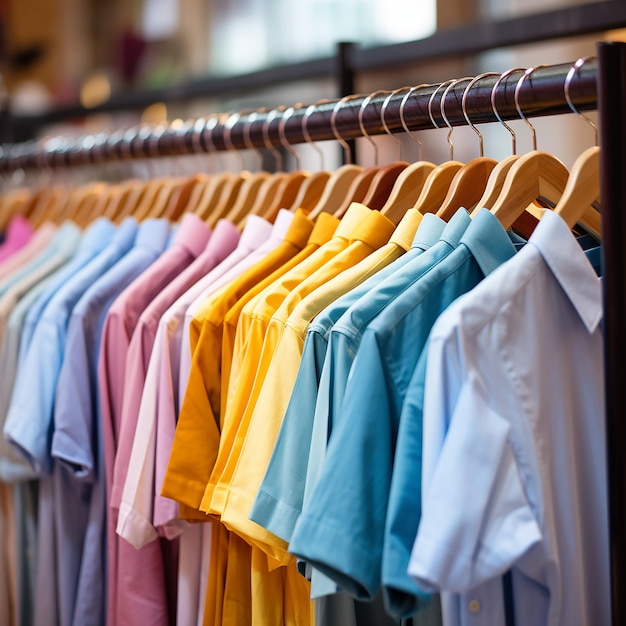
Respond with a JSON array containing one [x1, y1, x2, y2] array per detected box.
[[289, 209, 517, 612]]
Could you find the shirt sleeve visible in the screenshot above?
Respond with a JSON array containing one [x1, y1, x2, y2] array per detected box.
[[408, 350, 542, 594], [289, 330, 398, 600]]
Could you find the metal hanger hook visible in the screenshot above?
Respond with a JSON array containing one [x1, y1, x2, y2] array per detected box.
[[278, 105, 302, 170], [400, 84, 428, 162], [303, 101, 327, 170], [262, 107, 284, 171], [330, 94, 360, 165], [564, 57, 598, 146], [358, 90, 388, 166], [491, 68, 524, 155], [381, 87, 409, 161], [514, 65, 546, 151], [462, 72, 499, 157], [440, 76, 473, 161]]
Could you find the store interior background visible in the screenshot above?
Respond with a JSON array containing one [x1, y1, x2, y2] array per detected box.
[[1, 0, 624, 189]]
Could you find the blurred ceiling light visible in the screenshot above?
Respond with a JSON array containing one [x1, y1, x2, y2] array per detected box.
[[80, 73, 112, 109], [142, 102, 168, 124]]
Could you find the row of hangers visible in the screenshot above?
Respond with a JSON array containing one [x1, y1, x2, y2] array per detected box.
[[0, 57, 601, 241]]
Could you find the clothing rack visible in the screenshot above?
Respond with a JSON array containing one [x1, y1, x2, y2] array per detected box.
[[0, 60, 598, 172], [1, 41, 625, 625]]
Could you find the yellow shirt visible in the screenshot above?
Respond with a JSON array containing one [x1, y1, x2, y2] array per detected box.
[[210, 204, 396, 562], [161, 209, 313, 516]]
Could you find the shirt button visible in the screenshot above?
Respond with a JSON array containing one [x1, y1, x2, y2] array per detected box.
[[468, 600, 481, 613]]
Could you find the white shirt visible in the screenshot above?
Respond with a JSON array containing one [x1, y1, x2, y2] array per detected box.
[[408, 211, 609, 626]]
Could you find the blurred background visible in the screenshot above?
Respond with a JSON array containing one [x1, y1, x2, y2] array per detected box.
[[0, 0, 625, 181]]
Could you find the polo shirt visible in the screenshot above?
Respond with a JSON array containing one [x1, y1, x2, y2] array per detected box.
[[0, 214, 33, 263], [118, 210, 313, 549], [3, 217, 138, 476], [51, 218, 170, 626], [408, 211, 609, 626], [289, 209, 517, 605], [216, 205, 395, 560], [250, 212, 446, 548]]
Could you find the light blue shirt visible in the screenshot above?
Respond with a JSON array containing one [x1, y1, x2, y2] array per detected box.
[[250, 214, 447, 545], [408, 211, 608, 626], [4, 217, 139, 477], [49, 218, 170, 626], [289, 210, 516, 612]]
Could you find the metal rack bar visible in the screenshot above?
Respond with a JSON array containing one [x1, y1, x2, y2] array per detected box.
[[0, 59, 597, 172]]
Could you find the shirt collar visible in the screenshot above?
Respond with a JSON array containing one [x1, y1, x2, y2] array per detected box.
[[411, 213, 446, 250], [344, 204, 395, 248], [308, 213, 340, 247], [111, 217, 139, 250], [439, 208, 472, 248], [460, 208, 517, 276], [237, 214, 273, 251], [270, 208, 296, 242], [283, 209, 315, 249], [204, 219, 240, 257], [77, 217, 116, 257], [171, 212, 212, 257], [390, 208, 423, 251], [334, 202, 372, 239], [133, 218, 171, 256], [529, 210, 602, 333]]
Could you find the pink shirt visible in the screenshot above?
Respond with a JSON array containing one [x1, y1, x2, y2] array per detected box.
[[100, 213, 210, 626], [0, 215, 34, 264]]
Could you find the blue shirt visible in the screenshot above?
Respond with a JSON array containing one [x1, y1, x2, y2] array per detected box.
[[49, 218, 169, 626], [289, 209, 517, 612], [250, 214, 447, 545], [4, 217, 139, 477]]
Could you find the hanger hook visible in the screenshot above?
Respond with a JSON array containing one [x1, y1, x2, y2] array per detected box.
[[242, 110, 265, 170], [262, 107, 284, 171], [223, 112, 246, 170], [302, 101, 326, 170], [400, 83, 428, 162], [490, 68, 524, 155], [514, 65, 546, 151], [462, 72, 498, 157], [440, 77, 472, 161], [278, 105, 302, 170], [358, 90, 387, 166], [330, 94, 359, 165], [564, 57, 598, 146], [381, 87, 409, 161]]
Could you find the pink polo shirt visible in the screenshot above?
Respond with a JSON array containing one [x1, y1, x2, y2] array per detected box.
[[100, 212, 210, 626], [0, 222, 56, 279], [0, 215, 34, 264]]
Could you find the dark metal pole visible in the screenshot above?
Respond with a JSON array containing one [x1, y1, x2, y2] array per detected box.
[[598, 40, 626, 626]]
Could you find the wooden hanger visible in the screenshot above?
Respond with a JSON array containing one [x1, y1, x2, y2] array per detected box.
[[162, 174, 205, 221], [471, 154, 519, 213], [360, 161, 408, 211], [435, 157, 498, 220], [333, 166, 380, 219], [0, 188, 31, 230], [261, 170, 309, 223], [183, 173, 210, 214], [380, 161, 436, 224], [130, 178, 171, 221], [195, 173, 239, 223], [109, 180, 145, 222], [245, 173, 287, 219], [286, 170, 330, 212], [554, 146, 601, 237], [308, 164, 363, 220], [206, 173, 248, 228], [222, 171, 271, 225], [412, 161, 464, 215]]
